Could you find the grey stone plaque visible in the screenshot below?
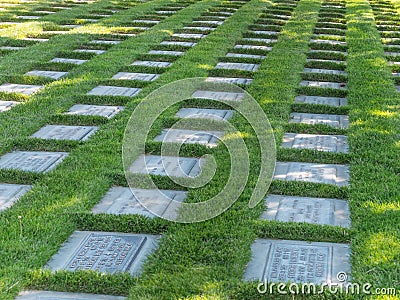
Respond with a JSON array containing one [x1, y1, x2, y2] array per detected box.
[[21, 38, 48, 42], [147, 50, 184, 56], [310, 39, 346, 46], [249, 30, 278, 35], [183, 26, 215, 31], [156, 10, 176, 14], [244, 239, 351, 284], [303, 68, 347, 76], [0, 151, 68, 173], [172, 33, 205, 39], [234, 44, 272, 51], [193, 20, 223, 25], [131, 60, 172, 68], [215, 62, 260, 72], [294, 95, 347, 107], [65, 104, 124, 118], [0, 183, 32, 211], [274, 161, 350, 186], [50, 57, 88, 65], [0, 46, 24, 50], [205, 77, 253, 85], [16, 15, 40, 19], [308, 49, 347, 56], [262, 194, 350, 227], [271, 13, 290, 19], [25, 70, 68, 80], [73, 49, 106, 54], [129, 154, 204, 178], [289, 113, 349, 129], [87, 85, 141, 97], [90, 40, 121, 45], [281, 133, 349, 153], [242, 37, 277, 43], [16, 290, 126, 300], [132, 19, 160, 24], [31, 125, 98, 141], [299, 81, 347, 90], [226, 53, 266, 59], [154, 128, 223, 147], [35, 10, 56, 14], [111, 72, 160, 82], [0, 83, 42, 95], [160, 41, 196, 47], [306, 58, 346, 65], [45, 231, 160, 275], [92, 186, 187, 219], [314, 34, 345, 40], [0, 100, 19, 112], [175, 107, 233, 121], [192, 90, 244, 101]]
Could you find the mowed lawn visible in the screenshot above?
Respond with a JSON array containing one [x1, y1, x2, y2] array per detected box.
[[0, 0, 398, 299]]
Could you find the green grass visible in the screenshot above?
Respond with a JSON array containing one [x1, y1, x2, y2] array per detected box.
[[0, 0, 398, 299]]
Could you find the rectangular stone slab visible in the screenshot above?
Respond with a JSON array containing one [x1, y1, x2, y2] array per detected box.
[[131, 60, 172, 68], [0, 83, 43, 95], [65, 104, 124, 118], [175, 108, 233, 121], [132, 19, 160, 24], [193, 20, 223, 25], [50, 57, 88, 65], [249, 30, 279, 35], [205, 77, 253, 85], [262, 194, 350, 227], [289, 112, 349, 129], [274, 161, 350, 186], [234, 44, 272, 51], [160, 41, 197, 47], [303, 68, 347, 76], [172, 33, 205, 39], [25, 70, 68, 80], [183, 26, 215, 31], [45, 231, 160, 276], [0, 151, 68, 173], [73, 49, 106, 54], [87, 85, 141, 97], [310, 39, 346, 46], [0, 183, 32, 211], [90, 40, 120, 45], [31, 125, 98, 141], [21, 38, 48, 42], [16, 15, 40, 19], [215, 62, 260, 71], [242, 37, 277, 43], [92, 186, 187, 219], [154, 128, 223, 147], [16, 291, 126, 300], [244, 239, 351, 284], [299, 81, 347, 89], [147, 50, 184, 56], [306, 58, 346, 65], [192, 90, 244, 101], [0, 100, 19, 112], [308, 49, 347, 56], [0, 46, 24, 50], [226, 53, 266, 59], [111, 72, 160, 82], [129, 154, 203, 178], [281, 133, 349, 153], [294, 95, 347, 107]]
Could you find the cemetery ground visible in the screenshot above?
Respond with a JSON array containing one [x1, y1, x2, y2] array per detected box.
[[0, 0, 399, 299]]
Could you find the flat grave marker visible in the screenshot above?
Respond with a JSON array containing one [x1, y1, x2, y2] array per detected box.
[[0, 100, 19, 112], [25, 70, 68, 80], [45, 231, 160, 276], [154, 128, 223, 147], [242, 37, 277, 43], [192, 90, 244, 101], [0, 83, 42, 95], [234, 44, 272, 51], [226, 53, 266, 59], [147, 50, 184, 56], [0, 151, 68, 173], [294, 95, 347, 107], [289, 112, 349, 129], [0, 183, 32, 211], [111, 72, 160, 82], [16, 291, 126, 300], [281, 133, 349, 153], [175, 107, 233, 121], [73, 49, 106, 54], [244, 239, 351, 284], [65, 104, 124, 118], [50, 57, 88, 65], [172, 33, 205, 39], [87, 85, 141, 97], [129, 154, 203, 178], [262, 194, 350, 227], [160, 41, 196, 47], [274, 161, 350, 186], [92, 186, 187, 218], [205, 77, 253, 85], [303, 68, 347, 76], [90, 40, 120, 45], [31, 125, 98, 141], [215, 62, 260, 71], [299, 80, 347, 89], [131, 60, 172, 68]]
